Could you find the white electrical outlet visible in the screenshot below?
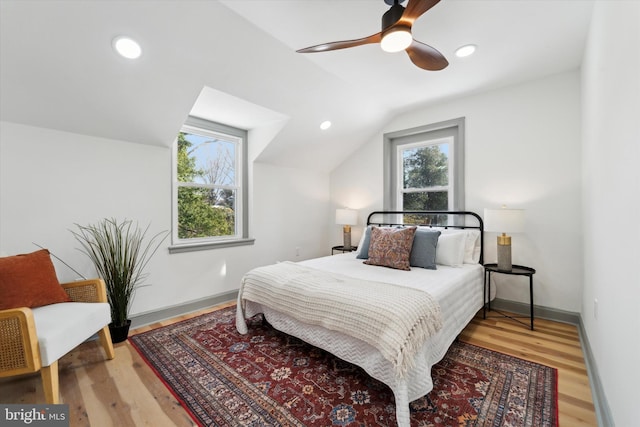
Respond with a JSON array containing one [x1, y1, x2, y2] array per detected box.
[[295, 247, 300, 257], [594, 298, 598, 320]]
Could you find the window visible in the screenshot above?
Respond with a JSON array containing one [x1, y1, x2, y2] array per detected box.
[[170, 117, 252, 253], [384, 118, 465, 222], [399, 137, 452, 211]]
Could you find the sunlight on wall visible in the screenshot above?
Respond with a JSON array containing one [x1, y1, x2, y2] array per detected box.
[[220, 262, 227, 277]]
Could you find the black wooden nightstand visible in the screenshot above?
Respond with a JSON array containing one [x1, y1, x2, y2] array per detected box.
[[483, 263, 536, 330], [331, 245, 358, 255]]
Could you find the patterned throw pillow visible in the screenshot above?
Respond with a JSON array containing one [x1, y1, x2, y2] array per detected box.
[[364, 226, 417, 271]]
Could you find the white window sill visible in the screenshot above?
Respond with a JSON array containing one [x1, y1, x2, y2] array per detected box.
[[168, 238, 255, 254]]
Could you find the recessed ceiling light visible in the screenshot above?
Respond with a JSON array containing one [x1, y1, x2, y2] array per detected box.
[[320, 120, 332, 130], [455, 44, 476, 58], [112, 36, 142, 59]]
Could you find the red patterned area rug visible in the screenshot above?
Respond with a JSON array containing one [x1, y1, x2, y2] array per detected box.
[[129, 305, 558, 427]]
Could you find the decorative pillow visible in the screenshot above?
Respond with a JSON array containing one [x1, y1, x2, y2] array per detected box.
[[431, 228, 481, 264], [355, 226, 373, 259], [0, 249, 71, 310], [464, 229, 481, 264], [409, 228, 441, 269], [356, 226, 399, 259], [435, 232, 466, 267], [364, 226, 417, 271]]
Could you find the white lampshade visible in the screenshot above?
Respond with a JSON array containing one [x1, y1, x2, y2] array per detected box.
[[484, 208, 525, 233], [335, 209, 357, 226]]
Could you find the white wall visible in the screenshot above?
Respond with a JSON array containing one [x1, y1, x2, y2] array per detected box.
[[0, 121, 330, 317], [331, 70, 583, 312], [251, 161, 331, 263], [581, 2, 640, 426]]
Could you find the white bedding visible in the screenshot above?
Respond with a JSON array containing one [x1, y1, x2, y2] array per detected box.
[[238, 252, 484, 427], [238, 261, 443, 377]]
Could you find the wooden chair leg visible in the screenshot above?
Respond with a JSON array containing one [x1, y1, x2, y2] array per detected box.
[[98, 326, 115, 360], [41, 361, 59, 404]]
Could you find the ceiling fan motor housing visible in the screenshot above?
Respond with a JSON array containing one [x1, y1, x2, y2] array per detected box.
[[382, 3, 406, 31]]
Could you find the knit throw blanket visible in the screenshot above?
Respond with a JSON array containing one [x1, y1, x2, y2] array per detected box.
[[236, 262, 442, 378]]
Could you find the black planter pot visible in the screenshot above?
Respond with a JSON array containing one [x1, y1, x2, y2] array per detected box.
[[109, 319, 132, 343]]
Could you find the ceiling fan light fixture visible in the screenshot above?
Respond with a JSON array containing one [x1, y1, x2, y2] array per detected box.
[[381, 26, 412, 53]]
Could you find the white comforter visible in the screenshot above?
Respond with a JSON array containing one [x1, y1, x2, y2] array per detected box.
[[237, 261, 442, 377], [237, 253, 484, 427]]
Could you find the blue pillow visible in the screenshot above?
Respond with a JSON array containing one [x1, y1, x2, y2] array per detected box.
[[356, 226, 372, 259], [409, 228, 441, 269]]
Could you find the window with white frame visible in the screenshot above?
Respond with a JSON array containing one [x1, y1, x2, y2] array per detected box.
[[384, 118, 465, 221], [170, 116, 251, 252]]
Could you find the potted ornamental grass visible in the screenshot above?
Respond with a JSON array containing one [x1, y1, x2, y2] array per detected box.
[[72, 218, 168, 343]]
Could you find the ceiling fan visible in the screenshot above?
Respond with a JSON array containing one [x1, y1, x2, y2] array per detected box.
[[297, 0, 448, 71]]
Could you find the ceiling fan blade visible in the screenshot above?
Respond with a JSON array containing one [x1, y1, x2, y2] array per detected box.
[[406, 39, 448, 70], [297, 32, 382, 53], [400, 0, 441, 25]]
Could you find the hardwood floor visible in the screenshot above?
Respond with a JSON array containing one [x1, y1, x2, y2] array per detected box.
[[0, 303, 597, 426], [460, 315, 597, 427]]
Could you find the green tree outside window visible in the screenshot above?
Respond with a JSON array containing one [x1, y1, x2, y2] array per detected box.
[[176, 132, 235, 239]]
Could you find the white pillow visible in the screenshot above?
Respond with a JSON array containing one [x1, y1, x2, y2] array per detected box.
[[435, 232, 466, 267], [463, 229, 481, 264], [431, 228, 481, 264]]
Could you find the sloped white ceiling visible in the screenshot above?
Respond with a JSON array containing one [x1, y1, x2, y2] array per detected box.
[[0, 0, 594, 172]]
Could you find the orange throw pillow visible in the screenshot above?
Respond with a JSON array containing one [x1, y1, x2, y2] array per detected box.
[[0, 249, 71, 310]]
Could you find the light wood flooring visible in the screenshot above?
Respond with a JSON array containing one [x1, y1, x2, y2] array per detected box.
[[0, 303, 597, 426]]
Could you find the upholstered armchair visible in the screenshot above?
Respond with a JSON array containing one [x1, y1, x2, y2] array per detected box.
[[0, 250, 115, 404]]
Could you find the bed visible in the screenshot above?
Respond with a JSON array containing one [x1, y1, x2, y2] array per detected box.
[[236, 211, 486, 427]]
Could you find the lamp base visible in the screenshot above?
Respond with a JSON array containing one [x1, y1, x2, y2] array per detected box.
[[343, 225, 352, 250], [497, 238, 512, 271]]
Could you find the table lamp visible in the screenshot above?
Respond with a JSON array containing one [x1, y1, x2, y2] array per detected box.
[[336, 208, 358, 250], [484, 207, 525, 271]]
